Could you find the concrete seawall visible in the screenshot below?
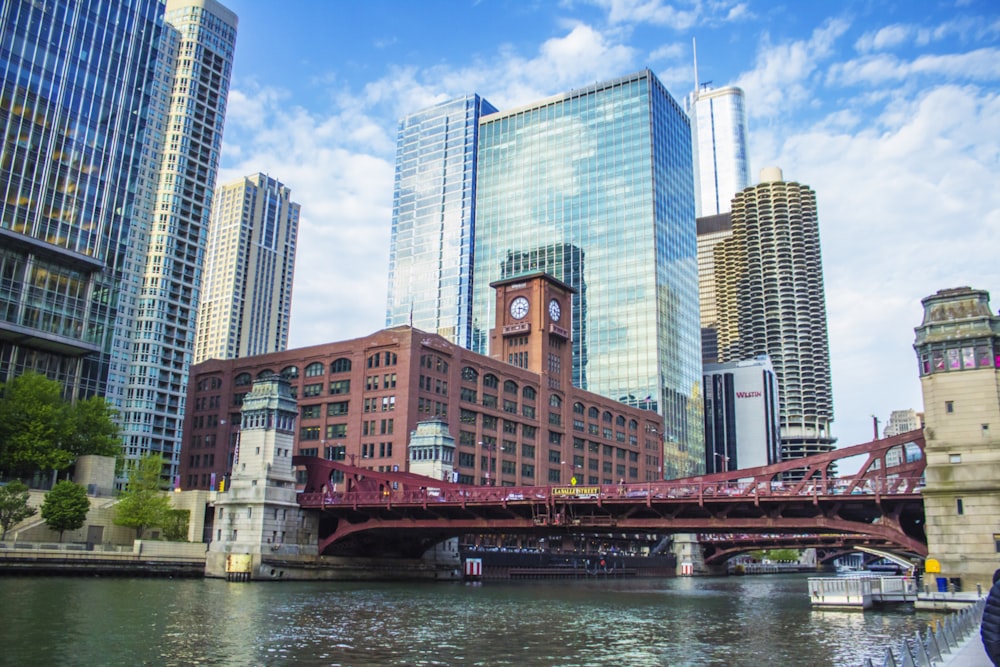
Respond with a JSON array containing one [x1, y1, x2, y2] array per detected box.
[[0, 540, 207, 577]]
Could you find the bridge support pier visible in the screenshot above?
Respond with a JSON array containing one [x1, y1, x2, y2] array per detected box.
[[672, 533, 707, 575]]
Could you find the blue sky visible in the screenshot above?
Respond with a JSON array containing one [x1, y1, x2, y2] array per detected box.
[[216, 0, 1000, 454]]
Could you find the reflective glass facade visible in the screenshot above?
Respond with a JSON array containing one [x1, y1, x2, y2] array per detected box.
[[386, 95, 497, 347], [0, 0, 163, 398], [685, 85, 750, 217], [472, 70, 703, 477]]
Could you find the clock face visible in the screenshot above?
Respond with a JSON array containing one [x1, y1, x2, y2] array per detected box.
[[548, 299, 561, 322], [509, 296, 529, 319]]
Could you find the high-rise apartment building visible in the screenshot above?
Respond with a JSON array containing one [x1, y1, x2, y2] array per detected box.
[[471, 70, 703, 477], [714, 167, 834, 466], [385, 95, 498, 346], [883, 409, 922, 438], [0, 0, 164, 399], [118, 0, 237, 484], [195, 174, 300, 364], [696, 212, 732, 364], [685, 84, 750, 217], [116, 0, 237, 482]]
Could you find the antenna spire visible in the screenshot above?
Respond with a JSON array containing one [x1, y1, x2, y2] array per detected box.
[[692, 37, 699, 99]]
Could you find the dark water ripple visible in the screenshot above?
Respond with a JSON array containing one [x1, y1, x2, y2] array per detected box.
[[0, 574, 944, 667]]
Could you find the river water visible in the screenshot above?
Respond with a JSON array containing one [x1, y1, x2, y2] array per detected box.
[[0, 574, 944, 667]]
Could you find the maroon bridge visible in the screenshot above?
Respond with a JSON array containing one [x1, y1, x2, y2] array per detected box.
[[294, 430, 926, 562]]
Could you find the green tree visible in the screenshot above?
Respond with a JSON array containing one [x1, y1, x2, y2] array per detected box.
[[62, 396, 121, 458], [161, 509, 190, 542], [114, 454, 172, 540], [763, 548, 801, 562], [0, 481, 37, 539], [40, 481, 89, 542], [0, 373, 122, 479], [0, 373, 73, 478]]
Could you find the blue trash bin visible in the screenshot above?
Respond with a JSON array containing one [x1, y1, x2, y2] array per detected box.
[[936, 577, 948, 592]]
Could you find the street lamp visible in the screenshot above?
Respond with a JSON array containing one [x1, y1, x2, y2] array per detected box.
[[714, 452, 730, 473], [561, 460, 581, 486], [480, 441, 495, 486]]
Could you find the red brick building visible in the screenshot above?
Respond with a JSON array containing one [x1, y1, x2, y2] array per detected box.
[[181, 273, 664, 490]]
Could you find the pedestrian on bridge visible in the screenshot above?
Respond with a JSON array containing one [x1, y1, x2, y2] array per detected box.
[[981, 568, 1000, 665]]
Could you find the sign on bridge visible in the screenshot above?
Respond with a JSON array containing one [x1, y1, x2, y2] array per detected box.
[[551, 486, 601, 497]]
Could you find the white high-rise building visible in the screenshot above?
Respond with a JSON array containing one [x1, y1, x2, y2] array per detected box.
[[715, 167, 835, 471], [883, 409, 922, 437], [703, 356, 781, 474], [195, 174, 300, 364], [119, 0, 238, 484], [685, 85, 750, 217]]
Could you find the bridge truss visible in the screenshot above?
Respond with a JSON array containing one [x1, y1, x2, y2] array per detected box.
[[293, 430, 927, 561]]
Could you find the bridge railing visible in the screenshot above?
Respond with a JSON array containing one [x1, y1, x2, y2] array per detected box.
[[298, 476, 925, 508]]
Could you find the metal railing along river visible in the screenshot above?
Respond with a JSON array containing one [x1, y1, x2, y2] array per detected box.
[[860, 598, 985, 666]]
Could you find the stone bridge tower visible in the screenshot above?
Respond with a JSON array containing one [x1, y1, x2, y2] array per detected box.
[[914, 287, 1000, 590], [206, 374, 318, 579]]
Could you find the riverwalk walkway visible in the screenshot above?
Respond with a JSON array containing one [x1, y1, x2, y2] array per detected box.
[[860, 594, 988, 666], [940, 632, 989, 666]]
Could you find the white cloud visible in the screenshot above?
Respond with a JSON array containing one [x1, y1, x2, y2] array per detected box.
[[828, 48, 1000, 86], [758, 83, 1000, 447], [585, 0, 750, 29], [649, 42, 685, 63], [734, 18, 850, 118], [724, 2, 750, 22], [855, 24, 912, 53], [596, 0, 700, 30]]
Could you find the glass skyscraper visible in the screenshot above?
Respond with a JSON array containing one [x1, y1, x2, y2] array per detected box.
[[685, 85, 750, 217], [1, 0, 164, 399], [472, 70, 703, 476], [1, 0, 237, 484], [386, 95, 497, 347]]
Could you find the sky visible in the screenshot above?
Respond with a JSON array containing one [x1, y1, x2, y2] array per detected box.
[[215, 0, 1000, 456]]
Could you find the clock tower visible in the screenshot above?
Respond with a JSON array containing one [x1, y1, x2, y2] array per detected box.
[[489, 272, 576, 390]]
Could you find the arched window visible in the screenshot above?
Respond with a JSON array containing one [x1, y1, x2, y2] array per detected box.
[[573, 402, 585, 415], [522, 386, 537, 401], [462, 366, 479, 383], [281, 365, 299, 378], [603, 411, 613, 423], [304, 362, 324, 377], [588, 407, 599, 419], [504, 380, 518, 395], [629, 419, 638, 432], [549, 394, 562, 408], [330, 358, 352, 374], [235, 372, 252, 387], [616, 415, 626, 427], [483, 373, 499, 389]]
